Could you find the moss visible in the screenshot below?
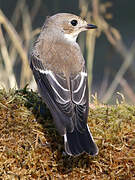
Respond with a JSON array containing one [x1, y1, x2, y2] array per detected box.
[[0, 87, 135, 179]]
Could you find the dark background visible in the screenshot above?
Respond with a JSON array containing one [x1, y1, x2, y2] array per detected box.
[[0, 0, 135, 103]]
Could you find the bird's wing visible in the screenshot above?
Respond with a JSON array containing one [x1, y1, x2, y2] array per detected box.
[[30, 53, 89, 135], [30, 53, 74, 135], [70, 68, 89, 132]]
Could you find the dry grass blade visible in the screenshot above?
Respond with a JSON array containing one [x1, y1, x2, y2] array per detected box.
[[0, 25, 17, 89], [90, 0, 135, 102], [0, 9, 31, 87], [9, 0, 26, 65], [22, 4, 32, 49], [30, 0, 41, 22], [20, 4, 33, 85], [79, 0, 97, 100], [102, 41, 135, 102], [86, 23, 97, 99], [120, 78, 135, 103], [11, 0, 26, 26]]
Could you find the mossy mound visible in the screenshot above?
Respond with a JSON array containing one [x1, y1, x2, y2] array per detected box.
[[0, 87, 135, 179]]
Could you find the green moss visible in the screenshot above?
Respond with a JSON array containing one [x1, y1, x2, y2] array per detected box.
[[0, 87, 135, 179]]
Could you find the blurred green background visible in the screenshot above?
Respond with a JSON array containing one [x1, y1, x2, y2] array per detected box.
[[0, 0, 135, 104]]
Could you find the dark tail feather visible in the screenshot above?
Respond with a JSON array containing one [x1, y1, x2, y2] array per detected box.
[[64, 125, 98, 156]]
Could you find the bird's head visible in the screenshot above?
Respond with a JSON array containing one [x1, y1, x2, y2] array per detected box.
[[44, 13, 97, 42]]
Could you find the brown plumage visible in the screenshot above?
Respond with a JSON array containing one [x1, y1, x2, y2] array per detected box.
[[30, 13, 98, 156]]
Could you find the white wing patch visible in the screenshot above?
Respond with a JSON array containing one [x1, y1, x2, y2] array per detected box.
[[37, 68, 69, 92], [73, 72, 87, 93], [35, 68, 70, 104], [64, 134, 67, 142], [51, 85, 70, 104], [72, 71, 87, 105], [34, 63, 87, 106], [73, 84, 86, 105]]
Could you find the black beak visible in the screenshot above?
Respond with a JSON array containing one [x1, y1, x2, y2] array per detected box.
[[86, 24, 97, 29]]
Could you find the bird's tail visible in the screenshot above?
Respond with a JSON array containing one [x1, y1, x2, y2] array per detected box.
[[64, 124, 98, 156]]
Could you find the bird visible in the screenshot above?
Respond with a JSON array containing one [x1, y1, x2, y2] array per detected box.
[[30, 13, 98, 156]]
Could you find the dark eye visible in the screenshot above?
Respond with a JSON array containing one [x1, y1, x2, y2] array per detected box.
[[71, 19, 78, 26]]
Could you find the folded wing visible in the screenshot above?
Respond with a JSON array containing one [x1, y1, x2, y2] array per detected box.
[[30, 52, 89, 132]]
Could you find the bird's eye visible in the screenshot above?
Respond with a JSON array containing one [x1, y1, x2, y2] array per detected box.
[[71, 19, 78, 26]]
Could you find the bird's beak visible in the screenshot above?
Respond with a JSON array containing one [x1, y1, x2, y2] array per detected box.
[[86, 24, 97, 29]]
